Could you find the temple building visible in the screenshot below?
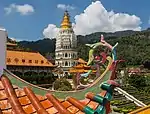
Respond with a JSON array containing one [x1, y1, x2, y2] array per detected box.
[[55, 11, 78, 76], [6, 42, 56, 77], [6, 42, 17, 50], [69, 58, 96, 75]]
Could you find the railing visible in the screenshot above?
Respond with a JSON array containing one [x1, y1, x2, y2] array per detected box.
[[114, 87, 147, 107]]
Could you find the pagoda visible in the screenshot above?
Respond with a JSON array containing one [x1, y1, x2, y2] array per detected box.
[[69, 58, 96, 74], [55, 11, 78, 76]]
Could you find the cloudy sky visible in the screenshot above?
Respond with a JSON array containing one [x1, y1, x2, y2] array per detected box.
[[0, 0, 150, 41]]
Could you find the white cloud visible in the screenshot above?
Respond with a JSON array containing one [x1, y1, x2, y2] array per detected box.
[[43, 24, 59, 39], [73, 1, 141, 35], [57, 4, 75, 10], [4, 4, 34, 15], [43, 1, 142, 38]]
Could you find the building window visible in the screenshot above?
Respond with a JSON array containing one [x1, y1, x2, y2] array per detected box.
[[71, 62, 74, 66], [7, 58, 11, 62], [65, 72, 68, 75], [65, 61, 68, 66], [65, 53, 68, 57], [35, 60, 38, 64], [41, 60, 44, 64], [73, 53, 75, 58], [22, 59, 25, 63], [29, 60, 32, 63]]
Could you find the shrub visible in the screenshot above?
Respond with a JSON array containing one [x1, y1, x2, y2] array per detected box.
[[122, 109, 130, 114], [128, 74, 147, 90], [53, 78, 72, 91], [80, 78, 89, 85], [113, 108, 121, 112]]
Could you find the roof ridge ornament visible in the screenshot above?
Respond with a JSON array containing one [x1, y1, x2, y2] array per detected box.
[[60, 10, 72, 29]]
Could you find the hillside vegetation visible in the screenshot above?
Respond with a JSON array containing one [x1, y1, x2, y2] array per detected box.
[[17, 29, 150, 67]]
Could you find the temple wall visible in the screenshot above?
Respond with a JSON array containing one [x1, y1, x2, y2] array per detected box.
[[0, 28, 7, 76]]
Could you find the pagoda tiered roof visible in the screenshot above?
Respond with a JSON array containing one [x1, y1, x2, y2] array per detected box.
[[69, 58, 96, 73]]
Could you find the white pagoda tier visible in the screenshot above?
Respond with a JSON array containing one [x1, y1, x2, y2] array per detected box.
[[55, 11, 78, 76]]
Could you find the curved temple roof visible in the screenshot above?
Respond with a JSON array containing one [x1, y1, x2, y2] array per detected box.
[[0, 75, 118, 114], [6, 50, 55, 67]]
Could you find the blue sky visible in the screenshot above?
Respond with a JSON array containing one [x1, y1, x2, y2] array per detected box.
[[0, 0, 150, 41]]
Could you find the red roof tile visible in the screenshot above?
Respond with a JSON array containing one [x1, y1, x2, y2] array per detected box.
[[0, 74, 119, 114]]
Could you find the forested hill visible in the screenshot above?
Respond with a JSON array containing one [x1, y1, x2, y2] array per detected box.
[[18, 38, 56, 56], [18, 30, 137, 54], [17, 29, 150, 66]]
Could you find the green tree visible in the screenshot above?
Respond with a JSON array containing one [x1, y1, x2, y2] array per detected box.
[[53, 78, 72, 91], [128, 74, 147, 90]]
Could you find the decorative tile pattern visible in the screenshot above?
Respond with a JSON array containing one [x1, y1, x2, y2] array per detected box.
[[0, 76, 108, 114]]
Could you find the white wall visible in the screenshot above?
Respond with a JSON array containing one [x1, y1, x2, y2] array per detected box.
[[0, 28, 7, 76]]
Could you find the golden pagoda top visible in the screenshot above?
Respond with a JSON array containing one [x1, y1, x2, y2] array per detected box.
[[60, 10, 72, 29]]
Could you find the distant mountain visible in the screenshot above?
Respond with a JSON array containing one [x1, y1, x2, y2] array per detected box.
[[14, 29, 150, 67], [18, 38, 56, 55], [17, 30, 138, 54], [77, 30, 138, 44]]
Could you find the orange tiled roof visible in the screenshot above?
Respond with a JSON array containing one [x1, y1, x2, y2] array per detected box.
[[129, 105, 150, 114], [74, 64, 90, 69], [6, 50, 54, 67], [69, 69, 85, 73], [69, 69, 96, 73], [84, 70, 96, 73], [69, 63, 96, 73], [0, 75, 114, 114], [78, 58, 87, 64]]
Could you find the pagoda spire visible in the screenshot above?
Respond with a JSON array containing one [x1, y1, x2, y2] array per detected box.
[[60, 10, 72, 29]]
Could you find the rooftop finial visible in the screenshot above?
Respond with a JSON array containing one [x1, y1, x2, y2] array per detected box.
[[60, 10, 72, 29]]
